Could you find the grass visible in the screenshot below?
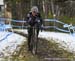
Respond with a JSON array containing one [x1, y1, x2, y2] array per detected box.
[[58, 16, 75, 25]]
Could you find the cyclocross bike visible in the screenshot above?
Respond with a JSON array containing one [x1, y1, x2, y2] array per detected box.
[[30, 24, 39, 55]]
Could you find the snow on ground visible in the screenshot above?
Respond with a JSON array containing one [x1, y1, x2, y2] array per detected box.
[[15, 29, 75, 53], [39, 31, 75, 53], [0, 29, 75, 57], [0, 31, 26, 57]]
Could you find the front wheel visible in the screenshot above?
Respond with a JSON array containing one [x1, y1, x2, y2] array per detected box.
[[31, 28, 38, 55], [32, 37, 38, 55]]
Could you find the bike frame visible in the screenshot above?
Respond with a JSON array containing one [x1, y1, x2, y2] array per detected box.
[[30, 25, 38, 55]]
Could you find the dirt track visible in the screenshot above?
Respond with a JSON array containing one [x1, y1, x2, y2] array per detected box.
[[11, 30, 73, 61]]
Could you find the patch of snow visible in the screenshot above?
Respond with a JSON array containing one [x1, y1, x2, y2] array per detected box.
[[16, 29, 75, 53], [0, 31, 26, 57], [39, 31, 75, 53]]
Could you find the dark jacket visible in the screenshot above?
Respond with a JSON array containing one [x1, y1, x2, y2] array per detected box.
[[26, 12, 43, 26]]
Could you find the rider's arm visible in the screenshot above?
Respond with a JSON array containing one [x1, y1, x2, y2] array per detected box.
[[26, 13, 30, 23], [26, 12, 33, 25], [38, 13, 43, 25], [38, 13, 44, 31]]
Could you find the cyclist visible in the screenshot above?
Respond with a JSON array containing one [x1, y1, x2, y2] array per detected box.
[[26, 6, 43, 51]]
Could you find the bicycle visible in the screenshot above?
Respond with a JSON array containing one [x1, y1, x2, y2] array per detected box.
[[27, 18, 43, 55], [30, 24, 38, 55]]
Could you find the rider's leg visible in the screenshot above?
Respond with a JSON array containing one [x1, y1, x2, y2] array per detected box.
[[34, 27, 39, 54], [37, 27, 39, 37], [28, 27, 32, 51]]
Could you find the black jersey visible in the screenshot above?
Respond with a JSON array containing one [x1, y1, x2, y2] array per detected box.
[[26, 12, 43, 26]]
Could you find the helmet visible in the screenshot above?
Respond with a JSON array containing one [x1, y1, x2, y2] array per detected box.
[[31, 6, 39, 13]]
